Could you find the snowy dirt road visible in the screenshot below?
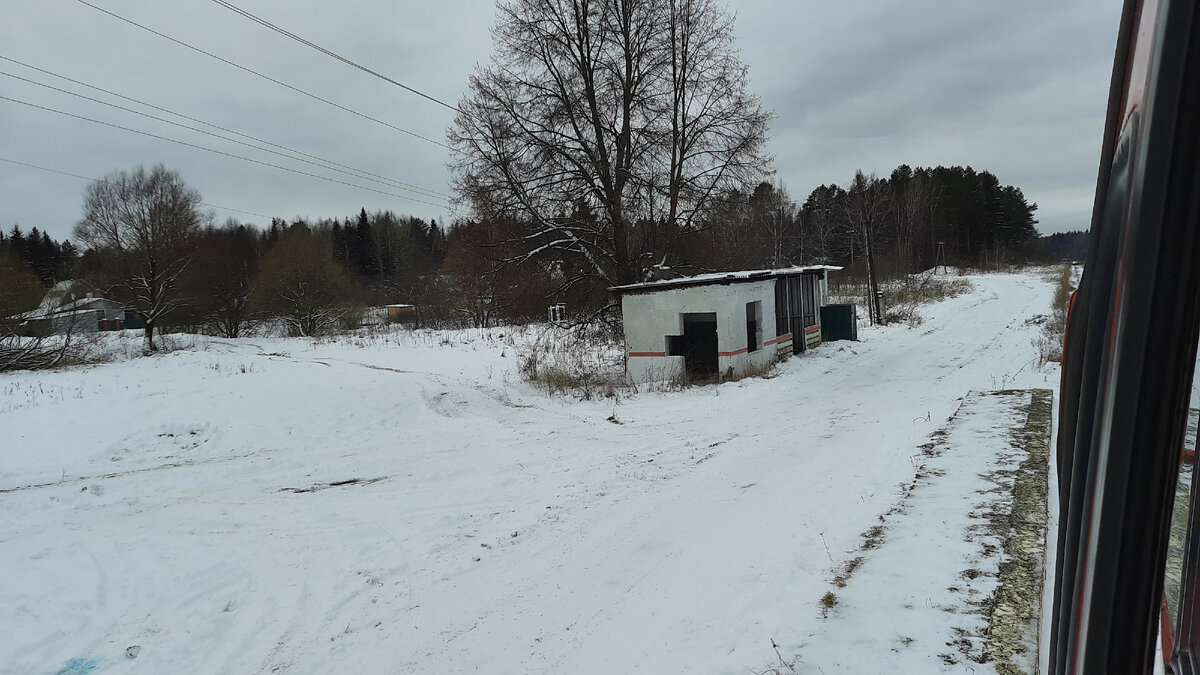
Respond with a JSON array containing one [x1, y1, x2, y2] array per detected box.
[[0, 271, 1059, 674]]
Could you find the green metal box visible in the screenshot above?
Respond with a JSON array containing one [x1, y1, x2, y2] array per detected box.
[[820, 304, 858, 342]]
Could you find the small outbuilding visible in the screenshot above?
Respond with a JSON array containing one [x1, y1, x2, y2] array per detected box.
[[360, 304, 417, 326], [609, 265, 842, 383], [386, 304, 417, 324]]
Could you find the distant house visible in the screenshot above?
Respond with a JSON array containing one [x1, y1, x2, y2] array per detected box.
[[609, 266, 842, 384], [386, 304, 417, 324], [361, 303, 417, 326], [9, 280, 125, 337]]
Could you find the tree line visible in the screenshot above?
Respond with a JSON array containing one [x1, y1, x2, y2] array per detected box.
[[0, 166, 452, 348], [0, 226, 78, 320], [1, 225, 78, 285], [443, 163, 1069, 325], [0, 159, 1085, 345]]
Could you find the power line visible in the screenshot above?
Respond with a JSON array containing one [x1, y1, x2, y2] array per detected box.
[[0, 95, 453, 210], [71, 0, 449, 149], [0, 64, 450, 201], [0, 55, 451, 199], [210, 0, 461, 114], [0, 155, 274, 220]]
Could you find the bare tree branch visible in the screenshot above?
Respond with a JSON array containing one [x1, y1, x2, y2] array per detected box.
[[448, 0, 772, 285]]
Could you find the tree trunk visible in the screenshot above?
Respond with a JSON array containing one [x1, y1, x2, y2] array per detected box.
[[864, 225, 883, 325], [143, 322, 156, 352]]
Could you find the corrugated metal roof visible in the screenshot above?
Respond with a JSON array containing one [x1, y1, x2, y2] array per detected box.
[[608, 265, 842, 294]]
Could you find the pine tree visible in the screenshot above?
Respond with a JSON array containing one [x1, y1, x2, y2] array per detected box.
[[353, 208, 376, 277], [8, 226, 26, 263]]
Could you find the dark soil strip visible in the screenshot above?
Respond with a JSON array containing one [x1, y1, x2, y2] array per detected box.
[[278, 476, 389, 493]]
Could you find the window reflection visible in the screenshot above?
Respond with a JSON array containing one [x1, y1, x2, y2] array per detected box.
[[1165, 354, 1200, 637]]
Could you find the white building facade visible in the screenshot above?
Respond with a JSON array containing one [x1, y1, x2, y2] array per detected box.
[[611, 266, 839, 384]]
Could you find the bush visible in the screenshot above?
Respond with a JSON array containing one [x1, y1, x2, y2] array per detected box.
[[832, 271, 974, 326], [518, 322, 629, 399], [884, 274, 974, 325]]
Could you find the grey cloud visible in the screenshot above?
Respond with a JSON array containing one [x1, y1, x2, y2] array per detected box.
[[1, 0, 1122, 241]]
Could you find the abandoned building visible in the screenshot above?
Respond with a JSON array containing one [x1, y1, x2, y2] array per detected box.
[[609, 266, 843, 384], [361, 303, 417, 326]]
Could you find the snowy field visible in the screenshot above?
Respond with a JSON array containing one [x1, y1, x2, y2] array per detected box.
[[0, 270, 1061, 674]]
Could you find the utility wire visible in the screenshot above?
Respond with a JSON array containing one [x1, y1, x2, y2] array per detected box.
[[0, 56, 451, 199], [72, 0, 449, 149], [0, 65, 450, 201], [0, 155, 274, 220], [0, 95, 452, 210], [209, 0, 461, 113]]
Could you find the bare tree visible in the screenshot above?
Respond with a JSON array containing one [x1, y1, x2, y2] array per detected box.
[[890, 165, 943, 273], [177, 219, 259, 338], [746, 181, 797, 267], [843, 171, 891, 325], [662, 0, 773, 234], [449, 0, 771, 286], [799, 184, 848, 265], [73, 165, 204, 351], [249, 225, 358, 337]]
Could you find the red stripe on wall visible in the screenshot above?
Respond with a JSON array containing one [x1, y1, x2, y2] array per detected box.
[[628, 351, 667, 357], [718, 347, 749, 357], [764, 333, 792, 346], [804, 325, 820, 334]]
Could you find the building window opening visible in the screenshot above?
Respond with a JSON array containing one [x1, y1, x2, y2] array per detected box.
[[746, 301, 762, 353]]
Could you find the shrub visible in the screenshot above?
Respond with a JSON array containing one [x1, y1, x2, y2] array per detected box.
[[518, 322, 630, 399], [1036, 264, 1074, 365], [832, 271, 973, 326], [883, 274, 974, 325]]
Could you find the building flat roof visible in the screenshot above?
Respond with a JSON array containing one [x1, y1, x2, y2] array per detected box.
[[608, 265, 842, 294]]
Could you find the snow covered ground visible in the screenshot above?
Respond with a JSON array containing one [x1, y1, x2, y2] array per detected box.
[[0, 270, 1061, 674]]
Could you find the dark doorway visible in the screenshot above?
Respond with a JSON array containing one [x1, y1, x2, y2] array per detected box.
[[775, 276, 808, 354], [668, 313, 718, 380]]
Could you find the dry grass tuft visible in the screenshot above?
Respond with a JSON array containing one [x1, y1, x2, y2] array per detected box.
[[819, 591, 839, 617], [518, 323, 631, 399], [883, 275, 975, 325], [1034, 264, 1074, 365]]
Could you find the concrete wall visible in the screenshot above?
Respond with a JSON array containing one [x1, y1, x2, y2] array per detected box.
[[621, 280, 789, 383]]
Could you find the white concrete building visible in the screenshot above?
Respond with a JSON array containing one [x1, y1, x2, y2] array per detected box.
[[610, 266, 840, 384]]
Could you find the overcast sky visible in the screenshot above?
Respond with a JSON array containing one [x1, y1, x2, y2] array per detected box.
[[1, 0, 1122, 243]]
